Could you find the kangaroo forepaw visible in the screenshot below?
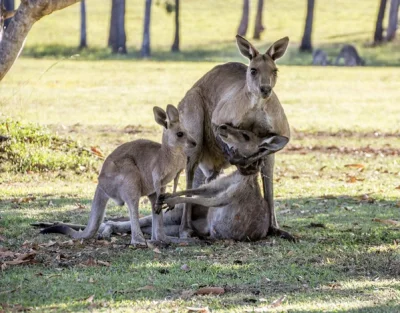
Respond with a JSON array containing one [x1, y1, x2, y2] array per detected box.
[[269, 226, 297, 243]]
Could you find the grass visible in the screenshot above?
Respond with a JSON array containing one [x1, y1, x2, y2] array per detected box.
[[1, 0, 400, 311]]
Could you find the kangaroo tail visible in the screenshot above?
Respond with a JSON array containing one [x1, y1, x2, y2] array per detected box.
[[41, 186, 109, 239]]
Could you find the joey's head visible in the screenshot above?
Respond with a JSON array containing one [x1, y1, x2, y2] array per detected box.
[[217, 124, 288, 158], [153, 104, 197, 152], [236, 35, 289, 100]]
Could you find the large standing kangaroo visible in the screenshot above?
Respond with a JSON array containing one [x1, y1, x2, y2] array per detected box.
[[177, 35, 291, 239]]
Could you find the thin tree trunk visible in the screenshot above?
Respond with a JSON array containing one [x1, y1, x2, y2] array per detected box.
[[141, 0, 152, 57], [0, 0, 81, 82], [237, 0, 249, 37], [386, 0, 399, 40], [108, 0, 126, 54], [253, 0, 264, 39], [374, 0, 388, 43], [108, 0, 117, 47], [79, 0, 87, 49], [115, 0, 126, 53], [171, 0, 179, 52], [299, 0, 315, 52], [4, 0, 14, 28]]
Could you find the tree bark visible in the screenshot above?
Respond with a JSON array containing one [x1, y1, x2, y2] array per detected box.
[[171, 0, 179, 52], [3, 0, 14, 28], [0, 0, 81, 82], [299, 0, 315, 52], [374, 0, 388, 43], [141, 0, 152, 57], [386, 0, 399, 41], [237, 0, 249, 37], [79, 0, 87, 49], [108, 0, 126, 54], [253, 0, 264, 39]]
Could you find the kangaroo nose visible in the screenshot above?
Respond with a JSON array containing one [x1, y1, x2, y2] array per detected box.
[[260, 85, 272, 97], [190, 140, 197, 147]]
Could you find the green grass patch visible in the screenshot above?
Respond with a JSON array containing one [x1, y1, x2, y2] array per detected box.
[[0, 120, 100, 174]]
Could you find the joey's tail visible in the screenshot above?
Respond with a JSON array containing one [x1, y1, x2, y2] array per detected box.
[[41, 186, 109, 239]]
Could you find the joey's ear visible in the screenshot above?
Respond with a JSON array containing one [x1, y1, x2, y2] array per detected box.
[[4, 10, 16, 19], [236, 35, 259, 60], [259, 135, 289, 153], [266, 37, 289, 61], [153, 106, 167, 128], [166, 104, 179, 125]]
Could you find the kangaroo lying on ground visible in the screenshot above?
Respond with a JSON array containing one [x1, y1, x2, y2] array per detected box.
[[335, 45, 365, 66], [41, 105, 196, 246], [312, 49, 329, 66], [176, 35, 291, 239], [97, 124, 289, 241]]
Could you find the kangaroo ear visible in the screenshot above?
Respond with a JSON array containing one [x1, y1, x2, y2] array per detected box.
[[236, 35, 259, 60], [259, 135, 289, 153], [153, 106, 167, 128], [166, 104, 180, 125], [266, 37, 289, 61]]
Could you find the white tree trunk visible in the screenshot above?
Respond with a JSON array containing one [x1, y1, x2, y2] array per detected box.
[[0, 0, 80, 81]]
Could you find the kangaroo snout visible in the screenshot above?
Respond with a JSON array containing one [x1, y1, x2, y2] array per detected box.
[[186, 135, 197, 148], [260, 85, 272, 98]]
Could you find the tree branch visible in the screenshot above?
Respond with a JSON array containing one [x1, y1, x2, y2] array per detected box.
[[0, 0, 80, 81]]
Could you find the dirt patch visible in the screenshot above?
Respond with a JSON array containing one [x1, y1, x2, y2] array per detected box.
[[285, 144, 400, 156]]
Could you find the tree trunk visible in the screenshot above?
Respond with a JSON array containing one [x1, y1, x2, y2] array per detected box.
[[3, 0, 14, 28], [79, 0, 87, 49], [386, 0, 399, 41], [253, 0, 264, 39], [108, 0, 117, 47], [171, 0, 179, 52], [0, 0, 81, 82], [108, 0, 126, 53], [237, 0, 249, 37], [374, 0, 387, 43], [299, 0, 315, 52], [141, 0, 152, 57]]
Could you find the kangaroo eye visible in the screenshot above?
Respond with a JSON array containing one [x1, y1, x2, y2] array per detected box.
[[242, 133, 250, 141], [272, 69, 278, 76], [176, 132, 184, 138], [250, 68, 257, 76]]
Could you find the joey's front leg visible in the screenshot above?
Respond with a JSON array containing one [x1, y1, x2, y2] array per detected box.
[[151, 174, 172, 244]]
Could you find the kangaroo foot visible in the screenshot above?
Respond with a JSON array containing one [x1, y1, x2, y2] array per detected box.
[[179, 227, 194, 239], [130, 232, 147, 247], [268, 226, 297, 242]]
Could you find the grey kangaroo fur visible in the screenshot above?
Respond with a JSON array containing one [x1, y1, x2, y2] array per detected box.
[[312, 49, 330, 66], [335, 45, 365, 66], [176, 35, 291, 238], [98, 124, 288, 241], [41, 105, 196, 246]]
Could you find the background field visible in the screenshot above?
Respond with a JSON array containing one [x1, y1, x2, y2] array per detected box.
[[1, 0, 400, 312]]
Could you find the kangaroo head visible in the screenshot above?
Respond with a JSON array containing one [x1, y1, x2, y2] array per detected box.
[[153, 104, 196, 151], [236, 35, 289, 100], [217, 124, 288, 158]]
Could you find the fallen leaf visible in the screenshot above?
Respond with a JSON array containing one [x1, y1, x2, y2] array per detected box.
[[195, 287, 225, 296], [97, 260, 111, 267], [345, 164, 365, 169], [270, 295, 286, 308], [39, 240, 57, 248], [181, 264, 191, 272], [372, 218, 400, 226], [181, 289, 195, 300], [395, 185, 400, 190], [86, 295, 95, 303], [187, 307, 210, 313], [326, 283, 342, 289], [11, 196, 36, 204], [347, 176, 358, 183], [90, 146, 104, 159], [153, 248, 161, 254], [0, 250, 16, 258], [136, 285, 155, 291]]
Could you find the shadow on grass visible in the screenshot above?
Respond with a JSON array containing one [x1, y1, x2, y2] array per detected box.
[[21, 40, 400, 66]]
